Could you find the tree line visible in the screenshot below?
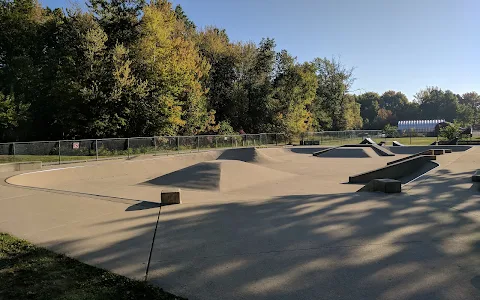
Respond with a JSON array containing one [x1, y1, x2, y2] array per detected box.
[[0, 0, 478, 142]]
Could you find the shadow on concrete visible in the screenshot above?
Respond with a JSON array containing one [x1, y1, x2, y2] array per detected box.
[[316, 148, 371, 158], [142, 162, 220, 191], [288, 147, 330, 155], [217, 148, 256, 162], [42, 165, 480, 300], [125, 201, 161, 211]]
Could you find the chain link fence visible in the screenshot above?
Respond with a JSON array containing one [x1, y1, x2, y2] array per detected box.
[[0, 133, 286, 165], [0, 130, 446, 165], [295, 130, 384, 145]]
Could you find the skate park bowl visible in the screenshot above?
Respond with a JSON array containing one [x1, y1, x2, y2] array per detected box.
[[3, 143, 480, 300], [5, 144, 470, 204], [6, 146, 409, 202]]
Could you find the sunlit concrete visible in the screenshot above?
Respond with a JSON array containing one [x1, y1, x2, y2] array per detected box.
[[1, 146, 479, 300]]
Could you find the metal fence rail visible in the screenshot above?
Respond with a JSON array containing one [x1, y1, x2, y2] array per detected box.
[[0, 133, 286, 165], [0, 130, 448, 165]]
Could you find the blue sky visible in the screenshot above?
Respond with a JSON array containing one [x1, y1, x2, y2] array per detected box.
[[41, 0, 479, 100]]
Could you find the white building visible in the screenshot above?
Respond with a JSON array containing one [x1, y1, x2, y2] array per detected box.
[[397, 120, 445, 133]]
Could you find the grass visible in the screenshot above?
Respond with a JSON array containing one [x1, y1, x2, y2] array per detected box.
[[373, 137, 439, 146], [0, 155, 98, 164], [0, 233, 184, 300]]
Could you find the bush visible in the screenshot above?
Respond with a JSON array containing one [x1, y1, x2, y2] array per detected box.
[[439, 123, 465, 140]]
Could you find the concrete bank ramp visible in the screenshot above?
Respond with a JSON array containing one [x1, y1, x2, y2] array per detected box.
[[316, 147, 377, 158], [143, 160, 295, 192], [349, 155, 438, 184], [217, 147, 280, 163], [360, 138, 376, 144], [386, 145, 471, 155]]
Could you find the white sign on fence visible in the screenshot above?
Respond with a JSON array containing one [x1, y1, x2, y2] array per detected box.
[[72, 142, 80, 149]]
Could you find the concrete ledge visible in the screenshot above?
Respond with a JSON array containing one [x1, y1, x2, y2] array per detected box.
[[432, 149, 445, 155], [312, 146, 342, 156], [313, 144, 395, 157], [386, 145, 470, 155], [472, 170, 480, 182], [387, 148, 448, 166], [0, 161, 42, 173], [161, 189, 181, 205], [349, 155, 436, 184], [358, 179, 401, 193]]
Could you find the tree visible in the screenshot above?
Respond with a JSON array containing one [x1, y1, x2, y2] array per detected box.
[[0, 92, 29, 140], [373, 108, 394, 129], [88, 0, 144, 47], [270, 52, 318, 137], [460, 92, 480, 124], [415, 87, 459, 121], [342, 94, 363, 129], [135, 1, 211, 135], [197, 27, 238, 128], [313, 57, 355, 130], [356, 92, 380, 128], [456, 104, 474, 127], [383, 124, 398, 137], [174, 4, 195, 31], [379, 90, 408, 112], [439, 123, 461, 140]]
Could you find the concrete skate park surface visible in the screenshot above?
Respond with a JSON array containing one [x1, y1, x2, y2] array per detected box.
[[1, 145, 480, 300]]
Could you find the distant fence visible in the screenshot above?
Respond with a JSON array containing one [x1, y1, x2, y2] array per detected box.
[[0, 133, 287, 165], [297, 130, 384, 144], [0, 129, 452, 165]]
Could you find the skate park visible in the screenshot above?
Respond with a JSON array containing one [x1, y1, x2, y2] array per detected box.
[[0, 141, 480, 300]]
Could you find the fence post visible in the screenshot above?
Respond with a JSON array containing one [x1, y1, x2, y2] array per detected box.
[[12, 142, 15, 158], [154, 136, 157, 152], [215, 137, 217, 148], [231, 136, 234, 148], [127, 138, 130, 159], [58, 140, 61, 165], [95, 139, 99, 161], [197, 136, 200, 152], [177, 136, 180, 152]]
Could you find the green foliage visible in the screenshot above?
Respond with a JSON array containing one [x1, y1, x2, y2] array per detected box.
[[439, 123, 461, 140], [0, 0, 478, 142], [415, 87, 459, 122], [383, 124, 398, 137], [0, 233, 182, 300], [0, 92, 29, 136], [313, 57, 355, 130], [217, 120, 236, 135]]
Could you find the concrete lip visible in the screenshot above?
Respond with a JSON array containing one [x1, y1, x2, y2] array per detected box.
[[0, 161, 42, 173]]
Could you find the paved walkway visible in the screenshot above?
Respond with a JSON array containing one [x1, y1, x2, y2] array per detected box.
[[0, 146, 479, 299]]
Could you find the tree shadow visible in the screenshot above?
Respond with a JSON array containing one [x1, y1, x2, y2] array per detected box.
[[39, 165, 480, 300]]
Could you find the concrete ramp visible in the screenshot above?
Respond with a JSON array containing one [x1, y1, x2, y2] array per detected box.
[[143, 160, 295, 192], [370, 143, 395, 156], [360, 138, 376, 144], [349, 155, 438, 184], [316, 147, 377, 158], [217, 147, 279, 164], [392, 141, 404, 146]]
